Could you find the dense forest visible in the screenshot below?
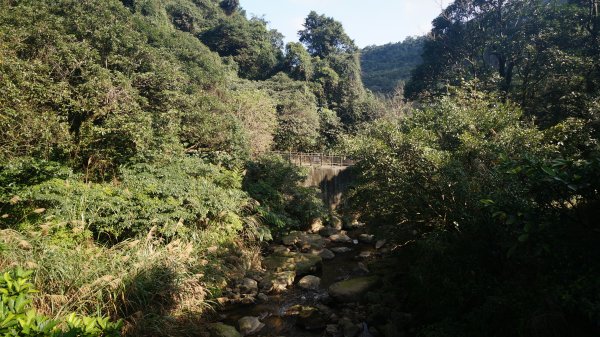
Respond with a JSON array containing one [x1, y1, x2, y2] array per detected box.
[[0, 0, 599, 337], [360, 37, 424, 94]]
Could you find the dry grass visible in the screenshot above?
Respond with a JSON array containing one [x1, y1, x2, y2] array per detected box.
[[0, 224, 263, 336]]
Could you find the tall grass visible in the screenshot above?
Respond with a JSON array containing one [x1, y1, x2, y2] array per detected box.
[[0, 224, 261, 336]]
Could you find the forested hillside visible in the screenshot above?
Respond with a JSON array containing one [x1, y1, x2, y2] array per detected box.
[[360, 36, 424, 94], [0, 0, 375, 335], [1, 0, 599, 336]]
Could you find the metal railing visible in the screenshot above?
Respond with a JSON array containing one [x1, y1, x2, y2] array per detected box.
[[270, 151, 355, 167]]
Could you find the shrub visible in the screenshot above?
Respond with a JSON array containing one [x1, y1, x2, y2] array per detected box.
[[0, 268, 122, 336], [347, 90, 600, 336], [243, 154, 326, 233]]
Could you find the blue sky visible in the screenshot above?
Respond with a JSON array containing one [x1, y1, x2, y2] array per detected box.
[[239, 0, 448, 48]]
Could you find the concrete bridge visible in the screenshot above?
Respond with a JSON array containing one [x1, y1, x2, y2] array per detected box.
[[272, 152, 356, 209]]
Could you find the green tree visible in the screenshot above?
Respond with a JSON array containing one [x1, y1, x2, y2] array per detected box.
[[283, 42, 314, 81], [298, 11, 357, 58]]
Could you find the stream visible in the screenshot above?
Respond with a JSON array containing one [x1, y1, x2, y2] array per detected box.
[[209, 224, 385, 337]]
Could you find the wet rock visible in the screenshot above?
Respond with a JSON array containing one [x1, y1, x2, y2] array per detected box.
[[238, 316, 264, 336], [375, 240, 386, 250], [358, 251, 372, 259], [298, 275, 321, 290], [259, 271, 296, 292], [331, 247, 353, 254], [317, 248, 336, 260], [330, 232, 352, 243], [282, 231, 326, 250], [319, 227, 339, 237], [309, 218, 325, 233], [339, 318, 360, 337], [358, 234, 375, 244], [328, 276, 380, 302], [240, 278, 258, 294], [208, 322, 241, 337]]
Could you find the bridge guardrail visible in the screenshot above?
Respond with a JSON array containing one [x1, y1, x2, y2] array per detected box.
[[269, 151, 355, 167]]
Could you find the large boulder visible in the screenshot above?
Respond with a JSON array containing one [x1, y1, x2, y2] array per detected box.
[[208, 323, 241, 337], [238, 316, 264, 336], [282, 231, 326, 250], [328, 276, 380, 302]]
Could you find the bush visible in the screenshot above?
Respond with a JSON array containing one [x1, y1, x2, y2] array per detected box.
[[0, 268, 122, 336], [243, 154, 326, 233], [347, 90, 600, 336], [1, 157, 249, 242]]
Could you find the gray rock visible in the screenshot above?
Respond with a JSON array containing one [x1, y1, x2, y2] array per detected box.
[[331, 247, 353, 254], [208, 322, 241, 337], [358, 234, 375, 244], [263, 251, 322, 276], [358, 251, 372, 259], [238, 316, 264, 336], [240, 278, 258, 293], [259, 271, 296, 293], [319, 227, 339, 237], [282, 231, 326, 250], [330, 233, 352, 243], [317, 248, 336, 260], [375, 240, 387, 249], [256, 293, 269, 302], [298, 275, 321, 290], [328, 276, 380, 302], [271, 245, 290, 254]]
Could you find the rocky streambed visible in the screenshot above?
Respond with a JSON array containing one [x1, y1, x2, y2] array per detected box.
[[205, 221, 389, 337]]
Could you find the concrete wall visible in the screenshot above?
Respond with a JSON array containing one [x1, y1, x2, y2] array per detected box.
[[302, 166, 355, 209]]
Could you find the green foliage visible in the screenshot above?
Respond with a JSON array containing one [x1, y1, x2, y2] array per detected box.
[[2, 157, 248, 241], [283, 42, 314, 81], [405, 0, 600, 125], [243, 155, 326, 232], [361, 36, 424, 94], [0, 268, 122, 337], [348, 90, 600, 336], [299, 11, 357, 58], [199, 15, 283, 80]]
